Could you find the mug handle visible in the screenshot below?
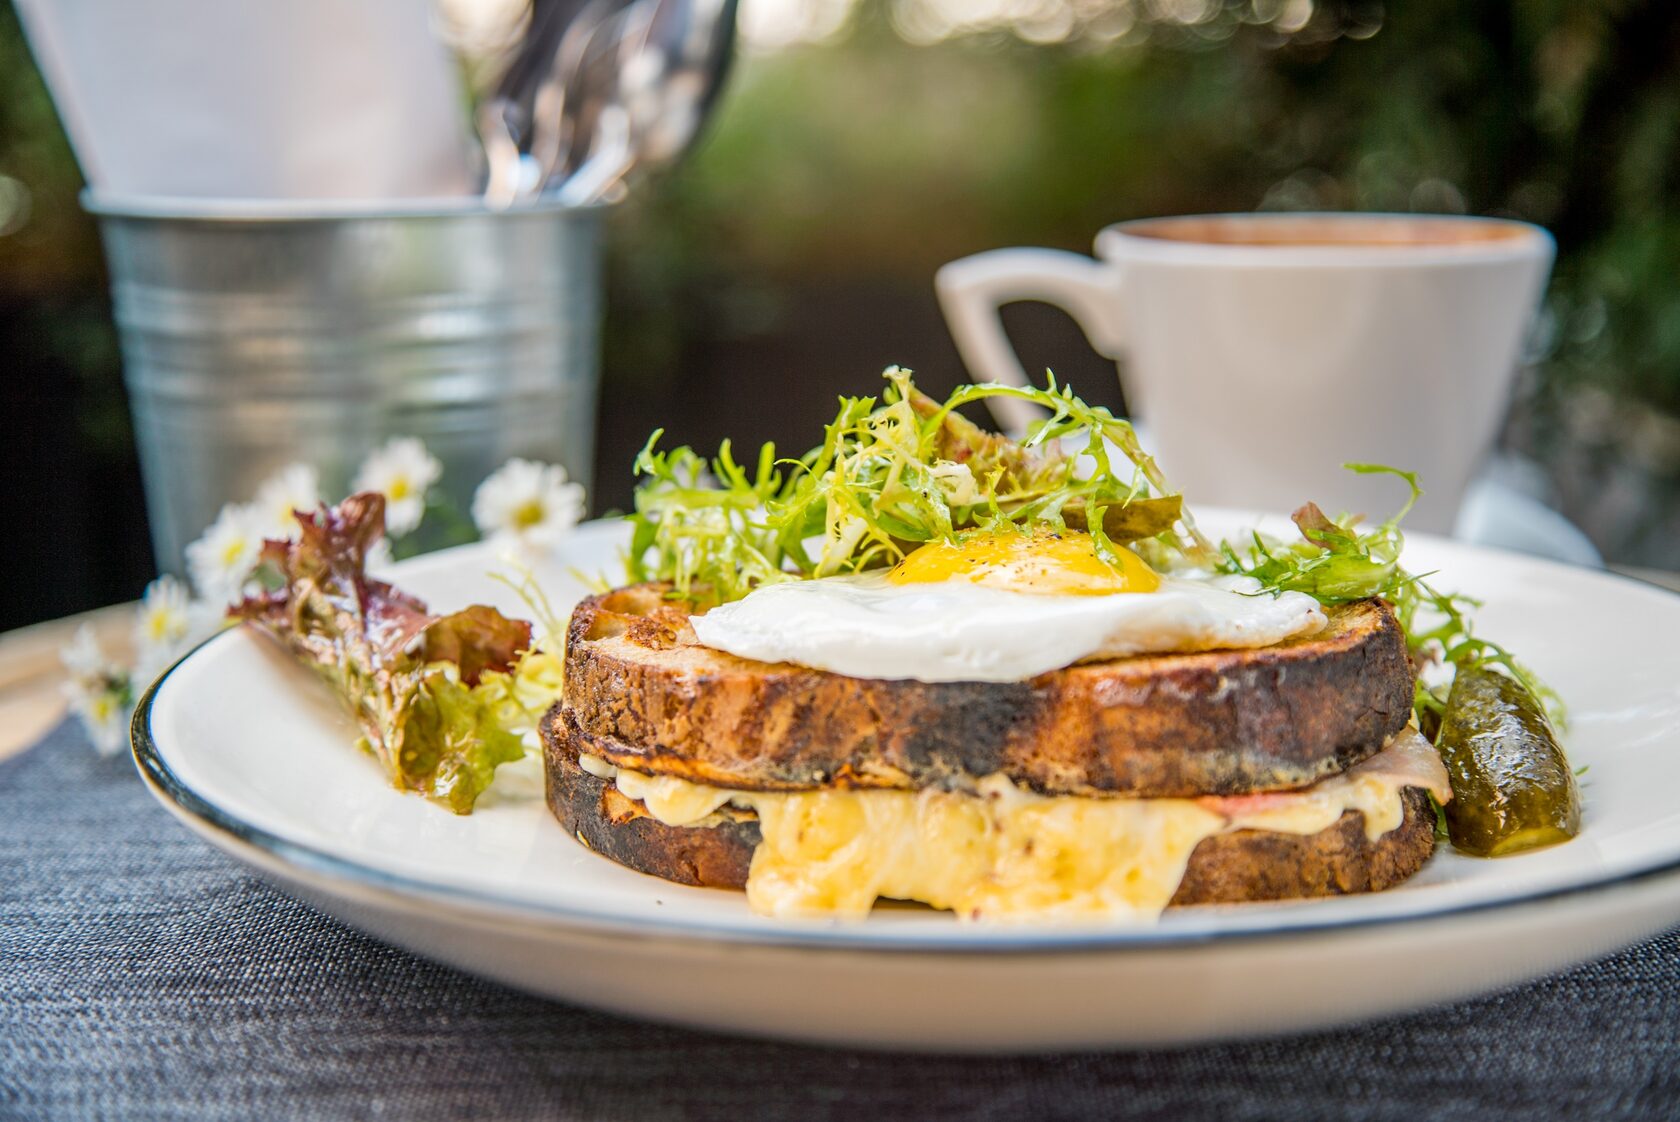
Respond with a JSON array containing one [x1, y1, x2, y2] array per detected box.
[[935, 248, 1127, 436]]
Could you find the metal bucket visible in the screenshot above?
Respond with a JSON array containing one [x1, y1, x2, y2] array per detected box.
[[84, 194, 602, 575]]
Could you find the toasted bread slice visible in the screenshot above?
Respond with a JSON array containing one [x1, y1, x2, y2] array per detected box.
[[563, 583, 1415, 798], [542, 710, 1437, 906]]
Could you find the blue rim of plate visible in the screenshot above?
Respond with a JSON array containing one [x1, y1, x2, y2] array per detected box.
[[132, 628, 1680, 956]]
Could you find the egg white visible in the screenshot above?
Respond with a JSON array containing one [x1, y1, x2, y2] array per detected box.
[[688, 572, 1329, 683]]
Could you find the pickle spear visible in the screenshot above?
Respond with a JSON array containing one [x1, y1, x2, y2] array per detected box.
[[1436, 666, 1580, 857]]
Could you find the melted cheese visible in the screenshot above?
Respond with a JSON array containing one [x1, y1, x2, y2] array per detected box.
[[614, 769, 736, 823], [588, 728, 1449, 922]]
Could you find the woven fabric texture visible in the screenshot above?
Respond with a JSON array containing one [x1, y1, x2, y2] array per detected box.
[[2, 720, 1677, 1122]]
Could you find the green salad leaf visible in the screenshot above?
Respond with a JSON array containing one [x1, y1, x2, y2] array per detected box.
[[1216, 464, 1563, 726], [232, 493, 531, 813], [625, 366, 1212, 604], [1215, 463, 1415, 604]]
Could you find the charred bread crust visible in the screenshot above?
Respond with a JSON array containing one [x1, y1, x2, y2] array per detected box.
[[546, 707, 757, 889], [1169, 787, 1436, 905], [541, 708, 1438, 905], [561, 583, 1416, 798]]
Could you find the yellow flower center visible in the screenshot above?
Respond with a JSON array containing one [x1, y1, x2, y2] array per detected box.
[[388, 477, 411, 501], [512, 500, 546, 530]]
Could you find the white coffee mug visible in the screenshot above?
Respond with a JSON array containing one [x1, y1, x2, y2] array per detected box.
[[936, 213, 1554, 532]]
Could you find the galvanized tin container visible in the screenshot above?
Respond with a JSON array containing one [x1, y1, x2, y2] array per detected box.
[[84, 194, 602, 575]]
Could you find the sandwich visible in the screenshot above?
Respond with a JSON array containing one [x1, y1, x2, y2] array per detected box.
[[543, 584, 1447, 920], [536, 368, 1464, 920]]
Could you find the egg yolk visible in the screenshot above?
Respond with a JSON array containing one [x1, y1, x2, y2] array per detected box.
[[887, 529, 1161, 595]]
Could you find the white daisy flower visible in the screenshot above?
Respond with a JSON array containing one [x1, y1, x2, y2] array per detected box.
[[67, 680, 132, 756], [185, 503, 266, 605], [59, 624, 133, 757], [352, 437, 442, 537], [67, 683, 132, 756], [471, 458, 585, 551], [60, 621, 108, 679], [252, 463, 322, 539], [133, 575, 220, 681]]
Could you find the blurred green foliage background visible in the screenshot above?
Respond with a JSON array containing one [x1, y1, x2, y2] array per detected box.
[[2, 0, 1678, 629]]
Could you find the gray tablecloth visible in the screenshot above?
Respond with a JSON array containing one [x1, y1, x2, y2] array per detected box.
[[3, 719, 1678, 1121]]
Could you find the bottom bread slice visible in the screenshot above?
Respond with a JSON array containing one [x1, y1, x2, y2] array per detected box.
[[543, 711, 1438, 910]]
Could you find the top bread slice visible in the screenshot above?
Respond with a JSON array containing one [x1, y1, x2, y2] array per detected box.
[[563, 582, 1416, 798]]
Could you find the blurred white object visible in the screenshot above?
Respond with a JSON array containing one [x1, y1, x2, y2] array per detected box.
[[937, 213, 1554, 535], [15, 0, 474, 198], [1456, 466, 1603, 568]]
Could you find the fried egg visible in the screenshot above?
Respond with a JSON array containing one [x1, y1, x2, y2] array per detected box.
[[689, 530, 1328, 682]]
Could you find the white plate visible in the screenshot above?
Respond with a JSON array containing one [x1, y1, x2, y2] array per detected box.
[[134, 514, 1680, 1051]]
